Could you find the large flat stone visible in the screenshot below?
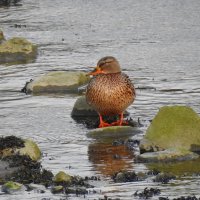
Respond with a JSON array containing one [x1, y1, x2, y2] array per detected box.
[[25, 71, 89, 94], [87, 126, 141, 140]]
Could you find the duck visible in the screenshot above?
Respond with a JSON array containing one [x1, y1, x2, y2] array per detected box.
[[86, 56, 136, 128]]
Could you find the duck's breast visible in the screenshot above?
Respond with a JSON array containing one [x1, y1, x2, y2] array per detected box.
[[86, 73, 135, 115]]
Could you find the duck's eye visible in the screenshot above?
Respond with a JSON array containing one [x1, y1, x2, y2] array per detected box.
[[99, 62, 106, 67]]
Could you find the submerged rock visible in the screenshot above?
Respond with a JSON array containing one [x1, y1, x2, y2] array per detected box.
[[1, 181, 24, 194], [139, 106, 200, 161], [138, 149, 199, 163], [24, 71, 90, 94], [87, 126, 141, 140], [0, 37, 37, 64], [51, 185, 64, 194]]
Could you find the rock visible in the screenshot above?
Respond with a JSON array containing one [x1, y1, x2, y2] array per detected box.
[[65, 187, 88, 195], [0, 160, 20, 179], [71, 96, 130, 117], [17, 139, 41, 161], [71, 95, 98, 117], [1, 138, 41, 161], [87, 126, 141, 140], [0, 37, 37, 64], [24, 71, 90, 94], [139, 106, 200, 161], [146, 158, 200, 176], [112, 171, 147, 183], [1, 181, 24, 194], [138, 149, 199, 163], [53, 171, 72, 184], [134, 188, 161, 199], [27, 183, 46, 191], [51, 185, 64, 194], [153, 172, 176, 184]]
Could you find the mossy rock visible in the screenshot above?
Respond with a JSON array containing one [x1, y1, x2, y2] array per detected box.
[[1, 138, 41, 161], [53, 171, 72, 184], [17, 139, 41, 161], [1, 181, 24, 194], [140, 106, 200, 155], [25, 71, 90, 94], [87, 126, 141, 140], [0, 37, 37, 64]]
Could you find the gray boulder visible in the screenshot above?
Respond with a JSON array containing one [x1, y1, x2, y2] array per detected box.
[[0, 37, 37, 64], [25, 71, 90, 94], [139, 106, 200, 162]]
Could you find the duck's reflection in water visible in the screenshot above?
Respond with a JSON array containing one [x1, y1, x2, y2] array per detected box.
[[88, 142, 135, 176]]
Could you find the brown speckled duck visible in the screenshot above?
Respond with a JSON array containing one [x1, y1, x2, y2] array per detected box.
[[86, 56, 136, 128]]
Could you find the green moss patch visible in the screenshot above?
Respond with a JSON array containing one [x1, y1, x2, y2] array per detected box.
[[144, 106, 200, 152]]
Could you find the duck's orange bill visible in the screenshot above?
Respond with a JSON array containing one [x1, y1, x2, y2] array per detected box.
[[87, 66, 105, 76]]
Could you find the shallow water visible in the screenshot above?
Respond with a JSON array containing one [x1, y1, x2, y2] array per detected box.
[[0, 0, 200, 199]]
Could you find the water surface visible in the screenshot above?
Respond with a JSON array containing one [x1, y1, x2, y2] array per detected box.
[[0, 0, 200, 199]]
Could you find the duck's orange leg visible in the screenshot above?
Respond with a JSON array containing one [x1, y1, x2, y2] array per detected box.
[[111, 113, 128, 126], [98, 114, 111, 128]]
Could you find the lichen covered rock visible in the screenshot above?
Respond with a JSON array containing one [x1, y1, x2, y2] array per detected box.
[[139, 106, 200, 161], [1, 181, 24, 194], [0, 37, 37, 64], [25, 71, 90, 94], [53, 171, 72, 184], [0, 137, 41, 161], [17, 139, 41, 161]]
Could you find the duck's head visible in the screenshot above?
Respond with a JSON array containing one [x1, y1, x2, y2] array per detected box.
[[88, 56, 121, 76]]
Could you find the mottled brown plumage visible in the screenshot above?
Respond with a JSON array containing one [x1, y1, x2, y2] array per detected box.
[[86, 56, 136, 128]]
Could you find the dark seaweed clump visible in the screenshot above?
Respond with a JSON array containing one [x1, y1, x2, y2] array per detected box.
[[112, 171, 140, 183], [153, 173, 176, 184], [0, 0, 21, 6], [73, 115, 138, 129], [3, 155, 53, 186], [98, 196, 121, 200], [0, 136, 24, 150], [134, 187, 161, 199], [173, 197, 200, 200], [159, 196, 200, 200]]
